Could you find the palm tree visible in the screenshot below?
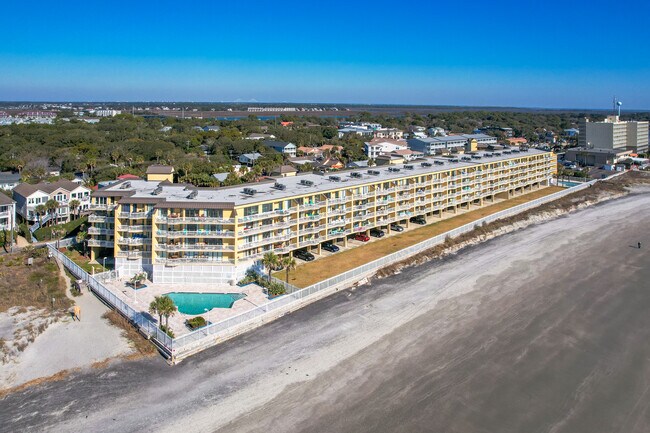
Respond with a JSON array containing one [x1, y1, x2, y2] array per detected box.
[[149, 296, 165, 328], [34, 204, 47, 226], [130, 271, 146, 289], [45, 199, 59, 226], [281, 256, 296, 284], [68, 199, 80, 220], [262, 252, 279, 281], [159, 295, 177, 328]]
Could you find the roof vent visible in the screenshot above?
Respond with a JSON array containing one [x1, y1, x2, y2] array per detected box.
[[273, 182, 287, 190], [493, 152, 501, 156], [421, 162, 433, 167], [450, 158, 460, 163], [388, 167, 400, 172], [328, 175, 341, 182], [300, 179, 314, 186], [404, 165, 414, 170], [367, 170, 381, 175], [350, 172, 362, 178], [120, 181, 131, 189], [434, 160, 445, 165], [461, 156, 472, 162], [471, 155, 482, 159], [242, 187, 257, 195], [503, 150, 511, 154], [187, 190, 198, 199], [152, 186, 163, 195]]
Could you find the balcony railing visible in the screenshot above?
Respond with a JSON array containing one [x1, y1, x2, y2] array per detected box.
[[157, 243, 234, 252], [89, 203, 118, 211], [298, 214, 322, 223], [87, 239, 113, 248], [299, 225, 323, 234], [327, 219, 348, 227], [158, 257, 235, 266], [116, 251, 144, 259], [157, 216, 234, 224], [326, 197, 348, 205], [156, 230, 235, 238], [119, 211, 152, 219], [298, 238, 321, 247], [88, 227, 112, 235], [117, 238, 151, 246], [88, 215, 114, 223]]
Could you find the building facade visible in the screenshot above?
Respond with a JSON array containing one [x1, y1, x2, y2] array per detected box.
[[13, 180, 91, 225], [89, 150, 556, 284], [0, 194, 16, 231], [579, 116, 649, 153]]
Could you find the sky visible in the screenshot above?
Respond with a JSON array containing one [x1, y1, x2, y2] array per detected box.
[[1, 0, 650, 109]]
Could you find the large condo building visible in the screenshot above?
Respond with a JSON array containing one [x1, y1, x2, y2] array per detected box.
[[579, 116, 649, 154], [88, 149, 556, 284]]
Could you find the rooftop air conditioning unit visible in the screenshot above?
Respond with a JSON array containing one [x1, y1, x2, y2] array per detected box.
[[421, 162, 433, 167], [300, 179, 314, 186], [152, 186, 163, 195], [273, 182, 287, 190], [388, 167, 400, 172], [120, 181, 131, 189], [242, 188, 257, 195], [434, 160, 445, 165], [350, 172, 362, 178], [367, 170, 381, 175], [328, 176, 341, 182], [450, 158, 460, 163], [404, 165, 414, 170]]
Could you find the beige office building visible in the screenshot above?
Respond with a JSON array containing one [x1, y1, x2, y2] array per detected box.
[[579, 116, 649, 153]]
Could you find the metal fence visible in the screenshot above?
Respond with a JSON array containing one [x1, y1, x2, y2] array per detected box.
[[48, 179, 609, 359]]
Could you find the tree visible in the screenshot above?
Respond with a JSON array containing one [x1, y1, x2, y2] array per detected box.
[[35, 204, 47, 226], [281, 256, 296, 284], [76, 230, 88, 256], [149, 296, 165, 328], [159, 295, 177, 328], [45, 199, 59, 226], [262, 252, 279, 281], [130, 271, 147, 289], [68, 199, 80, 220]]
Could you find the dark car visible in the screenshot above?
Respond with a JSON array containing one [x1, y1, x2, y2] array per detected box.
[[294, 249, 315, 261], [322, 242, 340, 253], [390, 223, 404, 232], [369, 228, 385, 238], [409, 216, 426, 225], [354, 233, 370, 242]]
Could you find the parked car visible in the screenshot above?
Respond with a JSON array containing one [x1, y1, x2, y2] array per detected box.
[[354, 233, 370, 242], [294, 249, 315, 261], [369, 228, 385, 238], [322, 242, 340, 253], [409, 216, 426, 225], [390, 223, 404, 232]]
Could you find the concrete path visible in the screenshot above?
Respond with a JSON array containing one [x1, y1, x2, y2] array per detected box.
[[1, 187, 649, 433]]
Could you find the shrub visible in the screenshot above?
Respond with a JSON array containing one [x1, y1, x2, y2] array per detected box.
[[187, 316, 207, 329], [267, 281, 286, 297], [19, 223, 32, 243], [160, 325, 175, 338]]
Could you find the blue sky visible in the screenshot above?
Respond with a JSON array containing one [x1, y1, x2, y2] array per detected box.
[[2, 0, 649, 109]]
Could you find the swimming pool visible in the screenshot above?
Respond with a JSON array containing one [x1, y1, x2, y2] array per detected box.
[[558, 181, 582, 187], [166, 292, 247, 315]]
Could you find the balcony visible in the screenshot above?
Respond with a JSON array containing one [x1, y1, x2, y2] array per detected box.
[[299, 201, 325, 209], [157, 229, 235, 238], [157, 243, 234, 252], [116, 251, 144, 260], [328, 219, 348, 227], [326, 197, 348, 205], [158, 257, 235, 266], [353, 202, 374, 211], [157, 216, 234, 224], [119, 211, 152, 219], [376, 187, 396, 196], [327, 228, 351, 237], [87, 227, 112, 235], [299, 225, 323, 234], [87, 239, 113, 248], [238, 208, 296, 223], [298, 214, 322, 223], [298, 238, 321, 247], [89, 203, 117, 211], [240, 232, 295, 249], [117, 238, 151, 246], [88, 215, 114, 223]]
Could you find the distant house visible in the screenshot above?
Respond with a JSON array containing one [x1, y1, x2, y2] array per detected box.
[[390, 149, 424, 161], [427, 127, 446, 136], [287, 156, 316, 166], [159, 126, 172, 132], [376, 154, 404, 166], [203, 125, 221, 132], [346, 160, 369, 168], [0, 193, 16, 232], [564, 128, 579, 137], [337, 126, 374, 139], [13, 179, 91, 225], [0, 171, 21, 191], [239, 153, 263, 165], [263, 140, 297, 157], [314, 157, 344, 171], [246, 133, 276, 140], [270, 165, 298, 177], [212, 172, 229, 183], [373, 128, 404, 140], [507, 137, 528, 146], [117, 174, 141, 181], [145, 165, 174, 182], [364, 139, 408, 158]]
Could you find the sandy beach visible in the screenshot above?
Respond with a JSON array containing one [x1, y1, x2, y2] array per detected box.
[[1, 187, 649, 433]]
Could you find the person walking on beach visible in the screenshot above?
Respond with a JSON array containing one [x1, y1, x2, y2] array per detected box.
[[73, 305, 81, 321], [639, 242, 642, 249]]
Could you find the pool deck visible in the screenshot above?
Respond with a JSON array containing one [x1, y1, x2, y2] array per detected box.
[[101, 278, 269, 337]]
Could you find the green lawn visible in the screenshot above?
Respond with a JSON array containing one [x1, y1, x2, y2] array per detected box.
[[34, 216, 87, 242]]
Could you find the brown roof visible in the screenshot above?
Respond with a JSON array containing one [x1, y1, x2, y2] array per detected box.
[[0, 193, 15, 206], [271, 165, 298, 174], [146, 165, 174, 175], [13, 179, 83, 197]]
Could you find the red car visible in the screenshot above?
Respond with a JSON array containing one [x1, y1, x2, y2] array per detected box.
[[354, 233, 370, 242]]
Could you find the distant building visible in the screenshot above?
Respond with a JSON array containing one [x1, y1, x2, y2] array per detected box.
[[0, 171, 21, 191], [270, 165, 298, 177], [427, 127, 446, 136], [364, 139, 408, 159], [246, 133, 276, 140], [478, 126, 514, 137], [376, 154, 405, 166], [337, 126, 374, 138], [408, 135, 468, 155], [263, 140, 297, 157], [95, 110, 122, 117], [565, 147, 632, 166], [146, 165, 174, 183], [373, 128, 404, 140], [159, 126, 172, 132], [579, 116, 649, 153], [389, 149, 424, 161], [203, 126, 221, 132], [239, 153, 263, 165], [564, 128, 579, 137], [0, 193, 16, 232], [13, 180, 91, 225], [507, 137, 528, 146], [212, 172, 230, 183]]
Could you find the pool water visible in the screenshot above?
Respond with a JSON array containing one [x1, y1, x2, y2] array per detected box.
[[166, 292, 247, 315]]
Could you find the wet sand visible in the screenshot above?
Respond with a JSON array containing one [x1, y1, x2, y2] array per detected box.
[[1, 188, 649, 433]]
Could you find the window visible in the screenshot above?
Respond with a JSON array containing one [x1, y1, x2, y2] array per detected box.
[[262, 203, 273, 213]]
